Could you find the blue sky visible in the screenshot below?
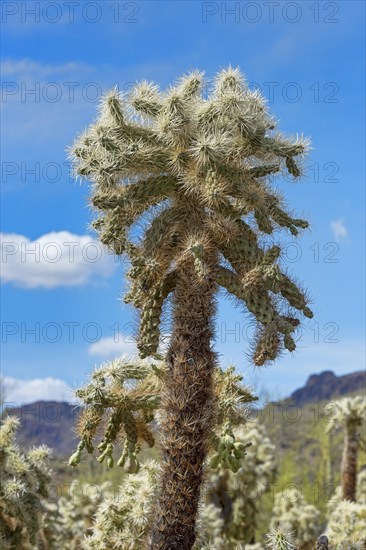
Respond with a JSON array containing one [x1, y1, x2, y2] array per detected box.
[[1, 0, 365, 404]]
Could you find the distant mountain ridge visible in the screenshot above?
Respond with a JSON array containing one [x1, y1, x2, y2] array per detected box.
[[289, 370, 365, 406], [5, 401, 82, 457], [3, 370, 365, 456]]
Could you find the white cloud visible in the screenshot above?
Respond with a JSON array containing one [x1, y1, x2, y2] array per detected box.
[[2, 376, 74, 405], [88, 335, 138, 358], [1, 231, 116, 288], [88, 332, 171, 358], [1, 58, 94, 79], [330, 218, 348, 241]]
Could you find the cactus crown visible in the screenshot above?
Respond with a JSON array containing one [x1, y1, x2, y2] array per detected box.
[[71, 66, 312, 366], [325, 396, 366, 433]]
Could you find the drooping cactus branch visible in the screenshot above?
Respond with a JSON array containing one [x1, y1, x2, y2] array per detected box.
[[69, 358, 256, 474]]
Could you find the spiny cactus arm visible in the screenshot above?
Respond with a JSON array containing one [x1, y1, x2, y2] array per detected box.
[[279, 274, 313, 318], [213, 365, 258, 425], [69, 405, 104, 462], [209, 367, 257, 472], [131, 80, 164, 118], [107, 140, 170, 177], [100, 89, 159, 143], [214, 265, 301, 363], [91, 174, 178, 212], [73, 129, 170, 184], [69, 358, 164, 471], [265, 527, 296, 550], [248, 163, 281, 178], [138, 270, 177, 358], [127, 210, 184, 294], [213, 265, 276, 324], [175, 70, 204, 100], [156, 93, 194, 148], [140, 206, 183, 262], [216, 218, 265, 271], [93, 209, 128, 255], [205, 169, 309, 237], [215, 228, 313, 316]]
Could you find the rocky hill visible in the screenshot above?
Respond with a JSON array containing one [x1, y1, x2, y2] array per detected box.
[[5, 401, 82, 457], [289, 370, 365, 406]]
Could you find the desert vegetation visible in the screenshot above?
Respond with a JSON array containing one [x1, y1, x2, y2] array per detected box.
[[1, 68, 365, 549]]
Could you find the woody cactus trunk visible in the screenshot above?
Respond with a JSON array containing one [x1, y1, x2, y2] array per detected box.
[[71, 67, 312, 549], [342, 418, 359, 502], [326, 396, 366, 503]]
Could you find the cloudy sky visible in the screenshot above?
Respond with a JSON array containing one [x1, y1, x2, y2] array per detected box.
[[1, 1, 365, 404]]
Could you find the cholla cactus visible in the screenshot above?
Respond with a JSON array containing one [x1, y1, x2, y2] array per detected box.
[[326, 500, 366, 549], [83, 460, 158, 549], [231, 422, 276, 544], [325, 396, 366, 501], [204, 420, 276, 547], [269, 489, 320, 549], [42, 480, 113, 550], [196, 502, 226, 549], [0, 416, 51, 549], [69, 358, 164, 473], [356, 466, 366, 504], [71, 66, 312, 549]]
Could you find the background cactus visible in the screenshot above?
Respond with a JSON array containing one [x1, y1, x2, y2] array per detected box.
[[71, 66, 312, 549], [201, 420, 277, 547], [326, 500, 366, 549], [41, 480, 113, 550], [0, 416, 51, 549], [269, 489, 320, 549], [82, 460, 159, 550], [325, 396, 366, 501]]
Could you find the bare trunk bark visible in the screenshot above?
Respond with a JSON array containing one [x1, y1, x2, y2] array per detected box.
[[147, 262, 217, 550], [341, 421, 358, 502], [316, 535, 329, 550]]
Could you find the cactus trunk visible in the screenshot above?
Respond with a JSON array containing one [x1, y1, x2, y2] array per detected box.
[[316, 535, 329, 550], [147, 262, 217, 550], [341, 421, 358, 501]]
